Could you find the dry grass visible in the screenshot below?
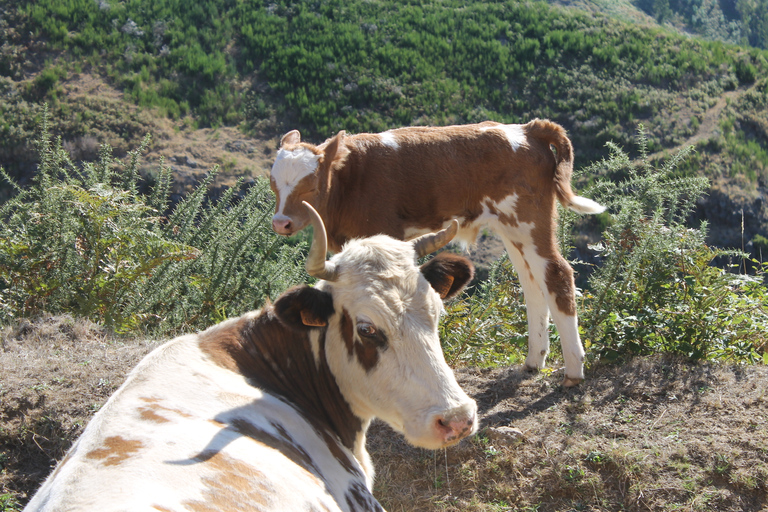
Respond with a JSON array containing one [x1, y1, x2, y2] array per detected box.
[[0, 315, 159, 503], [1, 316, 767, 511], [372, 360, 768, 511]]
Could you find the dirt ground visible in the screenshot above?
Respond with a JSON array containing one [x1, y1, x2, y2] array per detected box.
[[1, 316, 767, 511]]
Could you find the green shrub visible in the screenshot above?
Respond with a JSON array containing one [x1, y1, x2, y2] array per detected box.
[[0, 107, 307, 335], [0, 493, 21, 512], [440, 254, 528, 368], [573, 127, 767, 363]]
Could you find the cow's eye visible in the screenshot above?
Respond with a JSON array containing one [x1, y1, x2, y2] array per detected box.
[[357, 322, 377, 338], [356, 322, 388, 348]]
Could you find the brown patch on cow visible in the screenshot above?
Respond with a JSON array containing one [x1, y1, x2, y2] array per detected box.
[[545, 258, 577, 316], [139, 407, 171, 424], [320, 429, 360, 476], [183, 450, 274, 512], [85, 436, 144, 467], [485, 199, 519, 228], [341, 309, 379, 372], [197, 319, 250, 374], [138, 397, 193, 422], [340, 308, 355, 356], [198, 307, 363, 452]]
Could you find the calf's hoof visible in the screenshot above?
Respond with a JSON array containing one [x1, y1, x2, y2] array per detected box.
[[562, 376, 583, 388], [524, 363, 544, 373]]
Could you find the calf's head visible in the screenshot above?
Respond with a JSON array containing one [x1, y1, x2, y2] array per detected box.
[[275, 202, 477, 449], [270, 130, 345, 236]]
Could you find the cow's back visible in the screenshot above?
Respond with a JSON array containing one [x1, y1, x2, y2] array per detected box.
[[24, 328, 375, 512], [323, 122, 557, 247]]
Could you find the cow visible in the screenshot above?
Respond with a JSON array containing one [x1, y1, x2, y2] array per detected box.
[[270, 119, 605, 387], [23, 202, 477, 512]]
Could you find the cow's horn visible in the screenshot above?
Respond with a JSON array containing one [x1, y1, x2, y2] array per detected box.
[[412, 220, 459, 258], [303, 201, 338, 281]]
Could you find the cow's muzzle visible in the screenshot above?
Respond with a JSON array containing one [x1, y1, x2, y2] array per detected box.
[[272, 214, 295, 235], [433, 403, 478, 446]]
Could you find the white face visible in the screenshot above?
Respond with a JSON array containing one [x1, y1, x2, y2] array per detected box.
[[319, 237, 477, 449], [270, 147, 321, 235]]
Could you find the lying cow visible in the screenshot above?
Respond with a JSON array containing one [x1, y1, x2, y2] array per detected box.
[[270, 120, 605, 387], [24, 202, 477, 512]]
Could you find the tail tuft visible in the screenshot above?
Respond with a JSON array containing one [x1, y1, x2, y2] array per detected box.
[[567, 196, 605, 215]]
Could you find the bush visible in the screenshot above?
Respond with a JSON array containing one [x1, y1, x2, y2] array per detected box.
[[572, 128, 767, 363], [0, 107, 307, 335], [440, 254, 528, 368]]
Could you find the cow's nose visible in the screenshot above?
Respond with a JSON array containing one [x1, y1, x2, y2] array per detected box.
[[434, 405, 477, 445], [272, 215, 293, 235]]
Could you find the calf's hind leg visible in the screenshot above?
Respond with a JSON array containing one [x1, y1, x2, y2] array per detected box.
[[501, 237, 585, 386]]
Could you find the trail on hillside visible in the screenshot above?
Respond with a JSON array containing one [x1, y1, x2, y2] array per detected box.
[[648, 85, 749, 162]]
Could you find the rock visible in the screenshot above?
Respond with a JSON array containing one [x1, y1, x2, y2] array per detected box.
[[486, 426, 525, 445]]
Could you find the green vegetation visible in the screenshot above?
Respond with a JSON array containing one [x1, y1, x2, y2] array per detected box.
[[0, 493, 21, 512], [11, 0, 767, 163], [635, 0, 768, 49], [579, 131, 768, 362], [0, 108, 307, 334], [1, 0, 767, 356], [2, 114, 765, 363]]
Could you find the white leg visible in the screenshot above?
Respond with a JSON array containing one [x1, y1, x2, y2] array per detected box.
[[549, 306, 585, 385], [501, 238, 585, 386], [501, 239, 551, 371]]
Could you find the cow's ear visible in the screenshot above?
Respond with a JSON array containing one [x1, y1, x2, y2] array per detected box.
[[273, 285, 334, 330], [280, 130, 301, 147], [320, 130, 346, 164], [317, 131, 348, 192], [420, 253, 475, 300]]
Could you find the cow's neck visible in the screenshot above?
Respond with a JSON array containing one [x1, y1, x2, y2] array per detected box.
[[198, 308, 364, 452], [317, 165, 363, 253]]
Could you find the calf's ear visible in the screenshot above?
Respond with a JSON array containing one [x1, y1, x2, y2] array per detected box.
[[420, 253, 475, 300], [319, 131, 346, 165], [280, 130, 301, 147], [273, 285, 335, 330]]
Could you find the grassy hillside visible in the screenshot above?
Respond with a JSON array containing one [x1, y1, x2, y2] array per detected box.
[[15, 1, 765, 140], [633, 0, 768, 49], [553, 0, 768, 49], [2, 0, 768, 247]]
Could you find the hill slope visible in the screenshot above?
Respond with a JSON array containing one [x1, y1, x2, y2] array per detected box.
[[2, 0, 768, 253]]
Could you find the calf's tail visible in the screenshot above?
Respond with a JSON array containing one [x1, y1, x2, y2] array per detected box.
[[525, 119, 605, 215]]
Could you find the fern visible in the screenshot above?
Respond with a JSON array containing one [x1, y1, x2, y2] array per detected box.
[[442, 126, 767, 368], [0, 108, 306, 334]]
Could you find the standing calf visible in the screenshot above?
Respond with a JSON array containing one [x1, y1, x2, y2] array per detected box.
[[24, 202, 477, 512], [270, 119, 605, 386]]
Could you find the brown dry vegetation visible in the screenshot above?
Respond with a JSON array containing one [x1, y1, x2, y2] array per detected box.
[[1, 316, 767, 511]]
